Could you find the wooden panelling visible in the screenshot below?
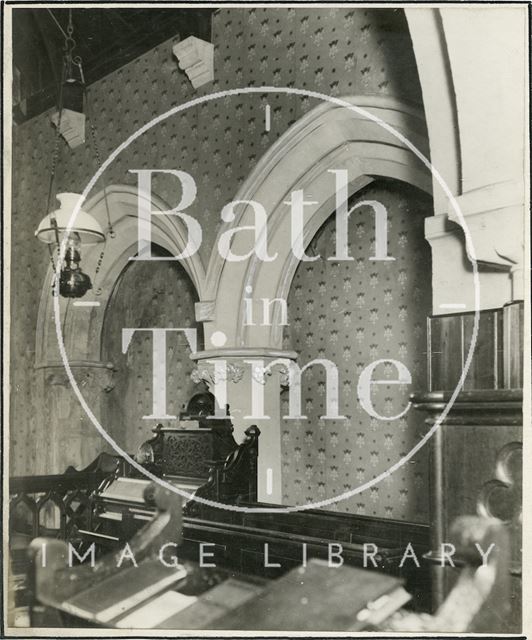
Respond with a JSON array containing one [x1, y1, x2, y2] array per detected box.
[[503, 302, 524, 389], [170, 511, 431, 611], [417, 302, 523, 626], [428, 302, 522, 391], [412, 390, 522, 629]]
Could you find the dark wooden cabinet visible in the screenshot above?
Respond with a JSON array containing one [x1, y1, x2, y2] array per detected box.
[[413, 302, 523, 630]]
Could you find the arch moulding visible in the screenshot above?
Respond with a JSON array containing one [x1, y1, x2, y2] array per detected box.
[[35, 184, 206, 373], [199, 95, 433, 358]]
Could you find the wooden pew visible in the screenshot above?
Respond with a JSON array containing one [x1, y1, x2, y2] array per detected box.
[[24, 485, 513, 632]]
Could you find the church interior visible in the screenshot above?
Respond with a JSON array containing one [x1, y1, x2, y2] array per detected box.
[[7, 5, 526, 634]]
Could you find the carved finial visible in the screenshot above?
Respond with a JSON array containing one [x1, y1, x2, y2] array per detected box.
[[245, 425, 261, 438]]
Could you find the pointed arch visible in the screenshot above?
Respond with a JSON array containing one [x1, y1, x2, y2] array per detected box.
[[202, 96, 432, 353], [35, 184, 206, 368]]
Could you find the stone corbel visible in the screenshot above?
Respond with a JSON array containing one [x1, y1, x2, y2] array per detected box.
[[172, 36, 214, 89], [50, 109, 86, 149], [446, 181, 525, 271], [426, 181, 525, 307], [195, 300, 216, 322]]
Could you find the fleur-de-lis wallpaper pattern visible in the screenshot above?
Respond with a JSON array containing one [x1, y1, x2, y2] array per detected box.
[[101, 253, 204, 455], [281, 180, 432, 522], [10, 3, 425, 503]]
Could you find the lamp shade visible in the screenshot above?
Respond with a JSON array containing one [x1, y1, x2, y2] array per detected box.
[[35, 192, 105, 245]]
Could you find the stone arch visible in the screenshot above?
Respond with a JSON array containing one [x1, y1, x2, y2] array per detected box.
[[404, 8, 461, 215], [35, 184, 206, 369], [202, 95, 432, 354], [405, 8, 524, 309]]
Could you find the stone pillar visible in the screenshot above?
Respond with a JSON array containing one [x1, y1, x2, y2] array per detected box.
[[408, 7, 527, 315], [190, 351, 296, 504]]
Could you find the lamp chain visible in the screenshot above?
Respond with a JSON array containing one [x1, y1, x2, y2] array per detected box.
[[82, 79, 114, 238], [45, 12, 114, 296], [73, 58, 114, 293], [46, 57, 68, 286], [64, 9, 76, 79], [46, 10, 76, 289]]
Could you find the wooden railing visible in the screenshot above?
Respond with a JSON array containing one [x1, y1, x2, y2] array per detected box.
[[9, 453, 120, 543]]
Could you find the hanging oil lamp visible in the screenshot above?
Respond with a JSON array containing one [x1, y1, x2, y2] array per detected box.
[[35, 10, 113, 299], [35, 193, 105, 297]]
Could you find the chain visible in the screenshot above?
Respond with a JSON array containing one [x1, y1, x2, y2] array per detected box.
[[47, 243, 57, 272], [64, 10, 76, 81], [46, 58, 68, 257], [67, 8, 73, 37], [84, 91, 114, 238], [46, 11, 75, 275], [46, 11, 114, 297], [73, 57, 114, 295]]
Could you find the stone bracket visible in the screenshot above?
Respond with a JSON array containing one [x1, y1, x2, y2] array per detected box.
[[172, 36, 214, 89], [51, 109, 86, 149], [195, 300, 215, 322], [443, 181, 525, 269]]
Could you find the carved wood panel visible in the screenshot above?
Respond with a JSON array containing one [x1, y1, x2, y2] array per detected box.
[[162, 432, 213, 478]]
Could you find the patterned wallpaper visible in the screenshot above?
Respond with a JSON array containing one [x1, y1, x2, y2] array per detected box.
[[9, 2, 426, 527], [281, 180, 432, 522], [101, 252, 204, 455]]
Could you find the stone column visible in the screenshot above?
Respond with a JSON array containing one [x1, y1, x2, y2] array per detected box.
[[190, 350, 296, 504]]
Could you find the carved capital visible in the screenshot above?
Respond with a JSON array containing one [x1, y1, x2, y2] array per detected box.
[[250, 361, 291, 387], [191, 350, 297, 389], [37, 361, 116, 392], [191, 361, 244, 386]]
